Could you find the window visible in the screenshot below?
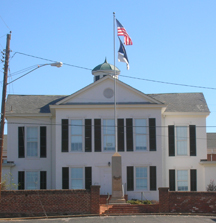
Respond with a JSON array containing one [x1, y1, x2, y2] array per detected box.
[[103, 119, 115, 151], [135, 119, 147, 151], [136, 167, 148, 190], [169, 125, 196, 157], [176, 126, 188, 155], [71, 168, 83, 189], [169, 169, 197, 191], [26, 171, 39, 189], [62, 167, 92, 190], [71, 120, 83, 152], [18, 171, 47, 190], [27, 127, 38, 157], [95, 75, 100, 81], [18, 126, 46, 158], [177, 170, 188, 191]]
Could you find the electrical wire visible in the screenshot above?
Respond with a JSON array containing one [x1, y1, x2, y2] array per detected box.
[[0, 15, 11, 30], [12, 51, 216, 91], [5, 121, 215, 142]]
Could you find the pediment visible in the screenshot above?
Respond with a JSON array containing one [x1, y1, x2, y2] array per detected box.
[[56, 76, 163, 105]]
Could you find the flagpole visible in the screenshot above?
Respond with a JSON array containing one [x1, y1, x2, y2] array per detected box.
[[113, 12, 117, 154]]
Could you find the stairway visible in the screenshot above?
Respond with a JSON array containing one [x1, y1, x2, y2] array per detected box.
[[100, 204, 143, 214]]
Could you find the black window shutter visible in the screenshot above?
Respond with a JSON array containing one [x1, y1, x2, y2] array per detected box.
[[126, 119, 133, 151], [150, 166, 157, 191], [62, 119, 69, 152], [85, 167, 92, 190], [190, 169, 197, 191], [127, 166, 134, 191], [18, 171, 25, 190], [149, 118, 156, 151], [118, 119, 124, 152], [168, 125, 175, 156], [94, 119, 101, 152], [62, 167, 69, 189], [18, 127, 25, 158], [40, 171, 47, 189], [40, 126, 46, 158], [190, 125, 196, 156], [85, 119, 92, 152], [169, 169, 175, 191]]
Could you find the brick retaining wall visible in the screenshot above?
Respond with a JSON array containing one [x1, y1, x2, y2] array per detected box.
[[0, 186, 216, 217], [159, 187, 216, 213], [0, 185, 100, 218]]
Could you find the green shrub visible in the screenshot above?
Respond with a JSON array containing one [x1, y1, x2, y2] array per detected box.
[[127, 199, 152, 205], [141, 200, 152, 204]]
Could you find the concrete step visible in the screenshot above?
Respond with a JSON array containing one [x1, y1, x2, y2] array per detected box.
[[102, 204, 143, 214]]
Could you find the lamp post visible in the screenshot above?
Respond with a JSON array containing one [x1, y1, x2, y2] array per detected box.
[[0, 36, 62, 194]]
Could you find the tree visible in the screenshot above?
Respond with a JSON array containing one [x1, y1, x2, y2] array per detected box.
[[206, 180, 216, 191], [1, 173, 18, 190]]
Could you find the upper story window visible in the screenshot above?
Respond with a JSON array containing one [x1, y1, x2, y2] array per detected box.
[[61, 118, 157, 153], [134, 119, 147, 151], [26, 127, 38, 157], [168, 125, 196, 157], [71, 120, 83, 152], [176, 126, 188, 155], [18, 126, 47, 158], [103, 119, 115, 151]]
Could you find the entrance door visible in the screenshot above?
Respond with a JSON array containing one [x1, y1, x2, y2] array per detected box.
[[100, 167, 112, 195]]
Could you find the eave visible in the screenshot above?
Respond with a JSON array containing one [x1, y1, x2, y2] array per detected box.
[[199, 161, 216, 166], [49, 103, 166, 116], [163, 112, 210, 117], [5, 113, 52, 118]]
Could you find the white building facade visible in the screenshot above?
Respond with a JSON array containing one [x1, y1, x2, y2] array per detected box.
[[4, 59, 211, 200]]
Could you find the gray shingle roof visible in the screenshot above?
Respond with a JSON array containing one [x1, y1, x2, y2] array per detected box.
[[148, 93, 209, 113], [207, 133, 216, 149], [6, 95, 67, 114], [5, 92, 209, 115]]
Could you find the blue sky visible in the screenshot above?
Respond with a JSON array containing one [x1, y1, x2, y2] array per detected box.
[[0, 0, 216, 133]]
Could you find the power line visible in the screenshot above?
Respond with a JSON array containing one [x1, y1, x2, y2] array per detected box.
[[6, 120, 216, 128], [12, 51, 216, 91], [6, 121, 214, 142], [0, 15, 11, 31], [120, 75, 216, 91]]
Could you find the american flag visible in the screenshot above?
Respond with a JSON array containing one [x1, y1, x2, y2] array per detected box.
[[116, 19, 133, 45]]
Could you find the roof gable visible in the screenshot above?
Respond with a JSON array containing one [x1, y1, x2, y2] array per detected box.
[[57, 76, 162, 105]]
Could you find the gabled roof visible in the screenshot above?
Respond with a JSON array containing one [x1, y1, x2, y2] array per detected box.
[[5, 92, 210, 115], [148, 93, 209, 113], [56, 76, 162, 105], [6, 95, 67, 114]]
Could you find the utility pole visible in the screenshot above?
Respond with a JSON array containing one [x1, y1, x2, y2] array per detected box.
[[0, 32, 11, 194]]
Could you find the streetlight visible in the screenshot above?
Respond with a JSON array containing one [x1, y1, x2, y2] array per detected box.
[[7, 62, 63, 85], [0, 56, 63, 193]]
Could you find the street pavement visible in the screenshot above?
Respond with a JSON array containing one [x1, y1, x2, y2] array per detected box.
[[0, 215, 216, 223]]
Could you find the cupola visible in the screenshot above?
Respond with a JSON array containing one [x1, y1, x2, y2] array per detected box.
[[92, 58, 120, 82]]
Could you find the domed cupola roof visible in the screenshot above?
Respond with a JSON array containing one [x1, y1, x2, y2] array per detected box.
[[92, 58, 120, 82], [92, 58, 120, 73]]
